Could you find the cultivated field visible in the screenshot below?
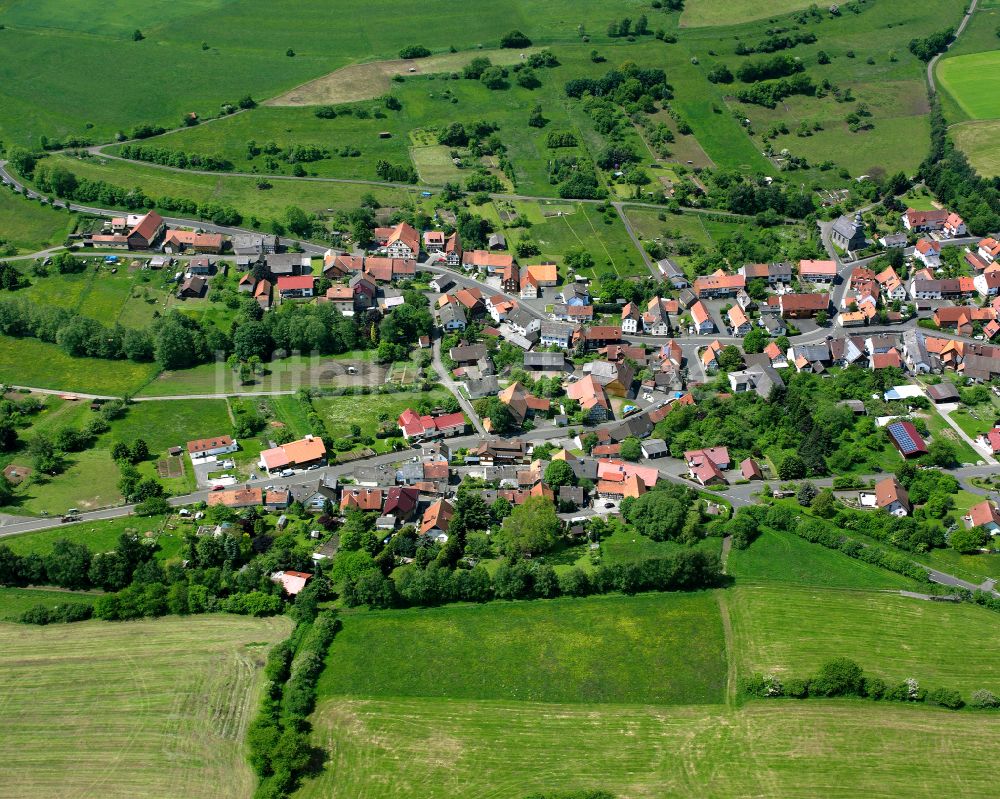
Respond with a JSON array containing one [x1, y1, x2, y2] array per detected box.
[[0, 586, 98, 621], [298, 698, 1000, 798], [952, 119, 1000, 177], [0, 614, 290, 799], [729, 585, 1000, 696], [319, 592, 727, 705]]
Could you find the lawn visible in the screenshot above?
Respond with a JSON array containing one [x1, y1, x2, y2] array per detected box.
[[320, 591, 727, 705], [0, 586, 99, 621], [7, 449, 123, 515], [952, 119, 1000, 178], [0, 188, 75, 253], [921, 409, 982, 465], [297, 698, 1000, 799], [0, 614, 290, 799], [104, 398, 232, 452], [0, 514, 174, 558], [600, 524, 724, 565], [311, 386, 456, 452], [729, 585, 1000, 696], [726, 528, 918, 590], [937, 50, 1000, 120]]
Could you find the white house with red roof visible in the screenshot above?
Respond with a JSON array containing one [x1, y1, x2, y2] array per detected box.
[[375, 222, 420, 259], [943, 212, 966, 238], [259, 435, 326, 473], [798, 259, 837, 283], [397, 409, 466, 441], [271, 570, 312, 596], [186, 435, 238, 461], [276, 275, 315, 298], [967, 500, 1000, 535], [914, 238, 941, 268]]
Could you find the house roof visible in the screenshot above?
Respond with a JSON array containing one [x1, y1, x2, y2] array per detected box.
[[341, 487, 383, 511], [260, 436, 326, 469], [207, 487, 262, 507], [798, 259, 837, 276], [886, 421, 928, 455], [526, 263, 558, 283], [421, 498, 454, 534], [464, 250, 514, 269], [969, 500, 1000, 529], [128, 211, 164, 242], [383, 222, 420, 254], [875, 476, 909, 511], [187, 435, 234, 454], [271, 570, 312, 596], [277, 275, 315, 291], [740, 458, 763, 479]]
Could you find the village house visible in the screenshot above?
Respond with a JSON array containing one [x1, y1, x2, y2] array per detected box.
[[902, 208, 949, 233], [177, 275, 207, 299], [974, 270, 1000, 298], [741, 458, 764, 480], [643, 297, 675, 336], [525, 262, 559, 289], [693, 269, 745, 298], [397, 408, 466, 441], [163, 229, 223, 255], [497, 382, 550, 426], [126, 211, 166, 250], [464, 250, 514, 273], [266, 253, 311, 278], [798, 259, 837, 283], [566, 374, 610, 422], [780, 293, 829, 319], [965, 500, 1000, 536], [684, 447, 730, 486], [238, 272, 256, 293], [374, 222, 420, 259], [259, 435, 326, 474], [874, 476, 910, 517], [727, 304, 752, 335], [739, 262, 793, 286], [587, 360, 635, 397], [341, 487, 384, 513], [254, 279, 272, 310], [276, 275, 315, 299], [187, 435, 238, 461], [207, 487, 262, 509], [943, 212, 967, 238], [690, 301, 715, 334], [657, 258, 689, 288], [914, 238, 941, 268], [727, 363, 784, 399], [539, 322, 573, 349], [621, 302, 641, 334], [421, 499, 454, 542]]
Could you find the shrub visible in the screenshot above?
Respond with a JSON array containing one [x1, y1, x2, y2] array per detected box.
[[926, 687, 964, 710], [971, 689, 1000, 709], [399, 44, 431, 59], [500, 30, 532, 48], [810, 657, 864, 697], [783, 677, 809, 698]]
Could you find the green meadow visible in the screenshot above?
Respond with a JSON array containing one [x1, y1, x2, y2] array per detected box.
[[320, 592, 727, 705], [729, 585, 1000, 696], [937, 50, 1000, 120], [0, 189, 75, 253]]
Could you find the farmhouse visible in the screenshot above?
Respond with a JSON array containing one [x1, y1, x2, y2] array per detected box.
[[693, 270, 744, 298], [967, 500, 1000, 535], [126, 211, 166, 250], [266, 253, 311, 277], [780, 293, 829, 319], [207, 487, 262, 509], [903, 208, 948, 232], [163, 230, 224, 254]]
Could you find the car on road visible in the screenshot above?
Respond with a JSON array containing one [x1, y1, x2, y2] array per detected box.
[[280, 469, 294, 477], [211, 485, 224, 491]]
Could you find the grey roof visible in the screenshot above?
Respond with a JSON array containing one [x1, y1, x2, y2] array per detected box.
[[832, 214, 862, 239], [761, 316, 785, 334], [450, 344, 486, 363], [881, 233, 907, 246], [558, 485, 585, 506], [506, 307, 537, 330], [570, 457, 598, 481], [540, 321, 574, 339], [465, 375, 500, 399], [488, 232, 506, 249], [657, 258, 684, 278], [607, 414, 653, 442], [794, 344, 830, 363], [266, 253, 310, 274], [439, 304, 466, 326], [523, 352, 566, 369], [927, 382, 960, 401], [640, 438, 668, 455]]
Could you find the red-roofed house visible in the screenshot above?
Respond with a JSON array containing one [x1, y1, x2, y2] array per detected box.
[[798, 259, 837, 283], [943, 212, 966, 238], [276, 275, 315, 298], [874, 476, 909, 516], [376, 222, 420, 259], [341, 487, 384, 512], [967, 500, 1000, 535], [914, 238, 942, 268], [127, 211, 166, 250], [740, 458, 763, 480], [397, 409, 467, 441], [693, 269, 745, 298], [271, 570, 312, 596], [421, 498, 454, 541], [259, 435, 326, 473], [187, 435, 238, 460], [903, 208, 948, 232]]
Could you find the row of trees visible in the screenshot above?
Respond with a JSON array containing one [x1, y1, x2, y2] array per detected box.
[[742, 657, 971, 710]]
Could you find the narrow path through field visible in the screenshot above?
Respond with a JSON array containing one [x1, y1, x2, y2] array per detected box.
[[720, 534, 733, 574], [716, 591, 738, 708], [927, 0, 979, 93]]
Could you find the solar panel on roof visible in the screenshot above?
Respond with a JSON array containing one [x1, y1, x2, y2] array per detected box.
[[888, 422, 924, 454]]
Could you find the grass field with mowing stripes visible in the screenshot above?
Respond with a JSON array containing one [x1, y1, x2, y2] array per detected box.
[[0, 614, 290, 799], [297, 697, 1000, 799]]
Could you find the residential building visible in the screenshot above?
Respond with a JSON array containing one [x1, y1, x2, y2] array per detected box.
[[266, 253, 310, 277], [587, 360, 635, 397], [497, 382, 550, 425], [886, 420, 928, 457], [566, 374, 610, 422], [276, 275, 315, 299], [780, 293, 829, 319], [340, 487, 384, 513], [259, 435, 326, 473], [397, 408, 465, 440], [540, 322, 573, 349], [690, 301, 714, 334], [740, 458, 763, 480], [798, 259, 837, 283], [968, 500, 1000, 535], [727, 363, 784, 399], [439, 302, 467, 331], [126, 211, 166, 250], [902, 208, 948, 232], [693, 269, 745, 298], [943, 212, 966, 238], [914, 238, 941, 268], [643, 297, 674, 336], [464, 250, 514, 272], [657, 258, 689, 288], [187, 435, 238, 460], [163, 230, 223, 254], [421, 499, 454, 542], [207, 487, 262, 509], [621, 302, 641, 334], [525, 262, 559, 287], [874, 476, 910, 516], [727, 304, 752, 335], [374, 222, 420, 259]]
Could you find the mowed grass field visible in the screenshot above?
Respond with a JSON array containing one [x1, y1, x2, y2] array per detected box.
[[0, 336, 160, 395], [726, 528, 917, 590], [0, 189, 75, 253], [299, 698, 1000, 799], [729, 585, 1000, 696], [0, 586, 98, 620], [952, 119, 1000, 177], [0, 614, 290, 799], [680, 0, 815, 27], [320, 592, 727, 705], [937, 50, 1000, 120]]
